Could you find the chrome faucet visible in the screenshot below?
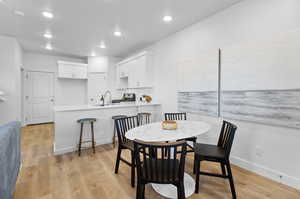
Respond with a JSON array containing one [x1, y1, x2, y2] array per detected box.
[[103, 90, 112, 105]]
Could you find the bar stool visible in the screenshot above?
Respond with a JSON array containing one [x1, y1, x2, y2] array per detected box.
[[137, 112, 151, 125], [112, 115, 127, 148], [77, 118, 96, 156]]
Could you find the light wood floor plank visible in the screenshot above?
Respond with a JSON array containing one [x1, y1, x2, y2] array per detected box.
[[13, 123, 300, 199]]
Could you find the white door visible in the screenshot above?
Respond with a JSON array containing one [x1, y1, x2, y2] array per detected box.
[[87, 73, 107, 105], [24, 71, 54, 125]]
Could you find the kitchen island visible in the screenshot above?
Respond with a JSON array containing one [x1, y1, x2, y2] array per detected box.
[[53, 103, 161, 155]]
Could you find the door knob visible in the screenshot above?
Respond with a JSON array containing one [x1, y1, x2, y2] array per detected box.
[[50, 99, 54, 102]]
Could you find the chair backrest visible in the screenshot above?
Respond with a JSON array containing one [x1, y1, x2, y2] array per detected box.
[[115, 116, 139, 144], [217, 121, 237, 157], [164, 112, 187, 121], [134, 140, 187, 184], [138, 112, 151, 125]]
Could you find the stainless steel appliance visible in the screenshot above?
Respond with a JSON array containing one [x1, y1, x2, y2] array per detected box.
[[122, 93, 136, 102]]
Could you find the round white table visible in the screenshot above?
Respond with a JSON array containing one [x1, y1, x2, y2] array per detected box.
[[126, 120, 211, 199]]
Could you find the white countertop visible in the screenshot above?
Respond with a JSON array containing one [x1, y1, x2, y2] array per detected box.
[[54, 102, 161, 112]]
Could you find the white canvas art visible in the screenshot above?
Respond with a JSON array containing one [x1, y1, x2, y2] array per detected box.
[[176, 49, 219, 116], [221, 30, 300, 128]]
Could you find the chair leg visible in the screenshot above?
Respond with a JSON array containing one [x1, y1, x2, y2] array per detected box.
[[91, 122, 96, 153], [136, 182, 141, 199], [113, 123, 116, 148], [226, 160, 237, 199], [131, 151, 135, 188], [193, 153, 196, 174], [141, 183, 145, 199], [177, 185, 181, 199], [220, 162, 226, 176], [115, 147, 122, 174], [78, 123, 83, 156], [195, 157, 201, 194], [180, 181, 186, 199]]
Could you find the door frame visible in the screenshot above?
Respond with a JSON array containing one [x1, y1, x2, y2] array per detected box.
[[22, 69, 55, 126]]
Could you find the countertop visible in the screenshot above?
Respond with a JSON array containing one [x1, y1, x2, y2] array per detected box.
[[54, 102, 161, 112]]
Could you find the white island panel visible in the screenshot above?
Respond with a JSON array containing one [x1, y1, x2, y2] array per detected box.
[[54, 103, 161, 155]]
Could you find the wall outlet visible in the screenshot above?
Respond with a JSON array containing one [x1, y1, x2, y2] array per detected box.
[[255, 146, 264, 157]]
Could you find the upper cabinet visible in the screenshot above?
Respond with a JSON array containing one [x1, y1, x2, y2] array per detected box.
[[116, 51, 152, 89], [58, 61, 88, 79]]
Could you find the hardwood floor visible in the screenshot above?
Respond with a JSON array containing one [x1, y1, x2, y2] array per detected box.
[[14, 123, 300, 199]]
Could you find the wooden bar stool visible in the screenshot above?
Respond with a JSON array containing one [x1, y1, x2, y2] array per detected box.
[[77, 118, 96, 156], [112, 115, 127, 148], [137, 112, 151, 125]]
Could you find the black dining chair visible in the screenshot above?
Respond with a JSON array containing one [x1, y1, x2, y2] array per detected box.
[[164, 112, 197, 153], [193, 120, 237, 199], [134, 139, 187, 199], [114, 116, 139, 187]]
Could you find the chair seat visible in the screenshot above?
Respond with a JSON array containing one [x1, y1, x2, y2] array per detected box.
[[77, 118, 97, 123], [194, 143, 226, 159], [112, 115, 127, 120], [142, 159, 180, 182], [122, 140, 134, 151]]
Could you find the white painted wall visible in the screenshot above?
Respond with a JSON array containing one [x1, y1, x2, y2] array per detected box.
[[23, 52, 87, 106], [137, 0, 300, 189], [0, 35, 22, 125], [87, 56, 121, 100]]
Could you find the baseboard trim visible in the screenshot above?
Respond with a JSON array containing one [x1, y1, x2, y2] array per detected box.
[[53, 138, 113, 155], [231, 156, 300, 190]]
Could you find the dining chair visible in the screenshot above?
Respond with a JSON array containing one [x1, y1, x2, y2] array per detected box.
[[137, 112, 151, 125], [114, 116, 140, 187], [193, 120, 237, 199], [134, 139, 187, 199], [164, 112, 196, 153]]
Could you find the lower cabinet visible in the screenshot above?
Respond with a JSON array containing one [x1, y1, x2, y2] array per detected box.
[[54, 104, 162, 155]]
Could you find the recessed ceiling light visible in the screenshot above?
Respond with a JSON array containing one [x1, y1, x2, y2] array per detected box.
[[114, 31, 122, 37], [91, 52, 96, 57], [45, 43, 53, 50], [163, 15, 173, 23], [43, 32, 53, 39], [14, 10, 25, 17], [42, 11, 54, 19], [99, 42, 106, 49]]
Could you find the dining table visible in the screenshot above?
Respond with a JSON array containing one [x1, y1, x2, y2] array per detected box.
[[125, 120, 211, 199]]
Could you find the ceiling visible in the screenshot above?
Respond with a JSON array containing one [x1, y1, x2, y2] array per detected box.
[[0, 0, 242, 58]]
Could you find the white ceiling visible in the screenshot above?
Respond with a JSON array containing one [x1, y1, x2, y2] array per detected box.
[[0, 0, 242, 58]]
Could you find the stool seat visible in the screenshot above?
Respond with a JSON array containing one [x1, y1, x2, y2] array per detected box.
[[112, 115, 127, 120], [77, 118, 97, 123], [138, 112, 151, 116]]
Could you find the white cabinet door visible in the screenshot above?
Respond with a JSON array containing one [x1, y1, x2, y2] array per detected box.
[[128, 59, 138, 88], [24, 71, 54, 124], [135, 55, 147, 87], [58, 61, 87, 79], [119, 63, 129, 78], [88, 73, 107, 105], [128, 55, 147, 88]]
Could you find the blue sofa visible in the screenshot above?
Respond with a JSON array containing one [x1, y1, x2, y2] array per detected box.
[[0, 122, 21, 199]]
